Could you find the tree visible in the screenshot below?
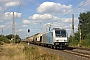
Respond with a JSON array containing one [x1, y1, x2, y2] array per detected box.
[[15, 35, 21, 43], [68, 11, 90, 46], [6, 34, 21, 43], [0, 35, 10, 45], [74, 32, 80, 41], [6, 34, 13, 40], [78, 11, 90, 40]]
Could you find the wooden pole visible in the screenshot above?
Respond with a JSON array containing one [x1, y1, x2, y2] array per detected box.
[[80, 29, 82, 47], [72, 14, 74, 36]]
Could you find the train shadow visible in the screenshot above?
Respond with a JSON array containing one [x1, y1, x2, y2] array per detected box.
[[64, 47, 76, 50], [53, 47, 76, 50], [26, 42, 76, 50]]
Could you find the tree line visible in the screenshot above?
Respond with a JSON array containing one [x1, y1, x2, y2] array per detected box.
[[69, 11, 90, 47], [0, 34, 21, 45]]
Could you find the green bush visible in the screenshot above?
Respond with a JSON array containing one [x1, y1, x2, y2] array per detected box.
[[69, 40, 79, 46], [68, 35, 79, 46], [10, 39, 21, 43], [6, 34, 21, 43], [15, 39, 21, 43], [0, 35, 10, 43], [81, 39, 90, 47]]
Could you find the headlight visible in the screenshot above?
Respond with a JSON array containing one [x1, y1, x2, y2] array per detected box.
[[64, 40, 66, 42], [64, 40, 67, 42]]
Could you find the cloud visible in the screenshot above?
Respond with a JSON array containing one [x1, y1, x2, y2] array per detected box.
[[0, 0, 11, 3], [5, 2, 19, 7], [1, 21, 20, 30], [22, 25, 28, 27], [0, 0, 23, 7], [0, 0, 22, 4], [4, 22, 12, 30], [61, 18, 78, 24], [0, 0, 23, 17], [63, 18, 72, 22], [0, 25, 5, 28], [0, 6, 3, 12], [0, 0, 25, 14], [28, 13, 79, 28], [28, 14, 61, 24], [0, 6, 4, 16], [45, 23, 52, 27], [18, 29, 23, 31], [37, 2, 73, 14], [29, 14, 60, 20], [4, 12, 22, 20], [0, 20, 3, 22], [29, 14, 53, 20], [22, 20, 30, 24], [44, 17, 78, 30]]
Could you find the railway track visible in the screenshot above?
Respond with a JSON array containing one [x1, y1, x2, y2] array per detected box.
[[52, 47, 90, 60], [27, 43, 90, 60], [66, 46, 90, 59], [68, 46, 90, 51], [43, 46, 90, 60], [63, 49, 90, 59]]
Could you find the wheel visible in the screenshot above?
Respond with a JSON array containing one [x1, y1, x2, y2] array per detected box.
[[53, 45, 57, 49], [51, 45, 54, 49]]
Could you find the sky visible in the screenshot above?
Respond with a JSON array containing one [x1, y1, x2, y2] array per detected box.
[[0, 0, 90, 39]]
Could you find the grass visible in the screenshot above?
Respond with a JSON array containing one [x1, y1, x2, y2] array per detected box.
[[0, 43, 63, 60], [0, 44, 25, 60], [23, 45, 63, 60]]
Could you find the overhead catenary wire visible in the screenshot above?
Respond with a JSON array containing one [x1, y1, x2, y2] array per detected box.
[[14, 0, 90, 35], [18, 0, 23, 13], [38, 0, 89, 25], [40, 0, 89, 33], [44, 1, 88, 28], [63, 0, 89, 18]]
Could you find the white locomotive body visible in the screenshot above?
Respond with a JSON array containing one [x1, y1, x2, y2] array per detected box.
[[41, 28, 68, 49]]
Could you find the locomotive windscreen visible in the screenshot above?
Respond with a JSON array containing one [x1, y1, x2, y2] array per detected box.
[[55, 30, 66, 37]]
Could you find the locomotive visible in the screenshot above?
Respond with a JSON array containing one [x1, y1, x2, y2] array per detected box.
[[27, 28, 68, 49]]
